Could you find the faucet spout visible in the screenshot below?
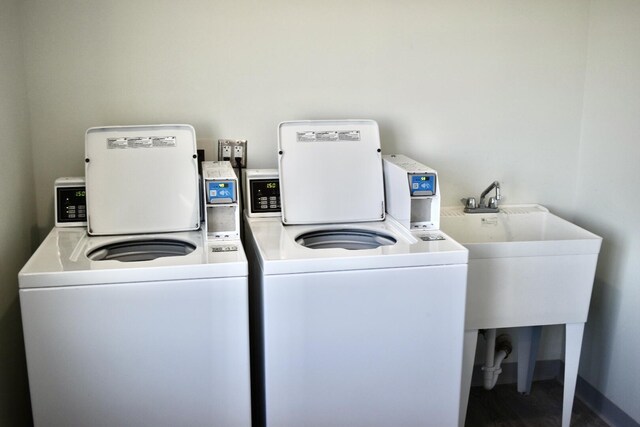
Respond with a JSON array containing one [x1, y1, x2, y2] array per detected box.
[[463, 180, 502, 213], [479, 181, 501, 207]]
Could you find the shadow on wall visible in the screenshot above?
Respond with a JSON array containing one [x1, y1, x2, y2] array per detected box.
[[0, 298, 33, 426], [576, 211, 627, 394], [34, 225, 49, 251], [580, 275, 621, 393]]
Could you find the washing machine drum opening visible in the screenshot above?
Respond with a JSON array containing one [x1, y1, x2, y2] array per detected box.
[[87, 238, 196, 262], [296, 229, 396, 250]]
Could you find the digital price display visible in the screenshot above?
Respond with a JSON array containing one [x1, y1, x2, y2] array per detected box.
[[409, 174, 436, 196]]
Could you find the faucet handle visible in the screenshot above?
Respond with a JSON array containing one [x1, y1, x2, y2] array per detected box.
[[465, 197, 477, 209], [487, 197, 498, 209]]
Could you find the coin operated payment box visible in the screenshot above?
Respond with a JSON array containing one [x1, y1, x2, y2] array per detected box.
[[202, 161, 240, 240], [383, 154, 440, 230]]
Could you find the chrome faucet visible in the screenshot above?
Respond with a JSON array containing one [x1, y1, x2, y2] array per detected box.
[[463, 181, 501, 213]]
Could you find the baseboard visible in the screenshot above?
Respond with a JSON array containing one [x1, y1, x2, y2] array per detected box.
[[569, 370, 640, 427], [470, 360, 639, 427]]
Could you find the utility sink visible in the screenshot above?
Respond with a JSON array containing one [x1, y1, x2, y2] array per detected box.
[[441, 204, 602, 427], [441, 204, 601, 328], [442, 204, 601, 258]]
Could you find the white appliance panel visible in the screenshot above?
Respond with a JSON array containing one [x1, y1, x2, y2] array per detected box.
[[20, 277, 251, 427], [278, 120, 385, 224], [260, 265, 467, 427], [245, 215, 467, 275], [18, 228, 247, 288], [85, 124, 199, 235]]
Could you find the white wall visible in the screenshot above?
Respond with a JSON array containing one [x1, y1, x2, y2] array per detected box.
[[0, 0, 36, 424], [574, 0, 640, 422], [22, 0, 589, 234]]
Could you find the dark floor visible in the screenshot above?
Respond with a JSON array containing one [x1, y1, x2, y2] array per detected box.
[[465, 380, 609, 427]]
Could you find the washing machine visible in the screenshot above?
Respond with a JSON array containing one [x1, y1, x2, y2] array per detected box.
[[244, 120, 469, 427], [19, 125, 251, 427]]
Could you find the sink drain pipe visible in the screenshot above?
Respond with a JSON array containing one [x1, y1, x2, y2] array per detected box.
[[481, 329, 513, 390]]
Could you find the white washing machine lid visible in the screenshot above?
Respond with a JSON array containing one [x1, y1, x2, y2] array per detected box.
[[18, 228, 247, 288], [277, 120, 385, 225], [245, 215, 468, 275], [85, 124, 200, 235]]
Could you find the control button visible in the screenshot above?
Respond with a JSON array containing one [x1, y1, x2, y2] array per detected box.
[[78, 205, 85, 210], [78, 213, 86, 218], [68, 214, 76, 219], [269, 196, 276, 201], [260, 204, 268, 209], [210, 190, 217, 197], [260, 197, 268, 201]]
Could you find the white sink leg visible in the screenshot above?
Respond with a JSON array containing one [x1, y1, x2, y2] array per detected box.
[[517, 325, 542, 394], [459, 329, 478, 427], [562, 322, 585, 427]]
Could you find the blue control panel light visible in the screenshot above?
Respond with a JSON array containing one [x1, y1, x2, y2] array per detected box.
[[410, 174, 436, 196], [207, 180, 235, 203]]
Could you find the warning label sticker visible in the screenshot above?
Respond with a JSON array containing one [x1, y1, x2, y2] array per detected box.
[[107, 136, 177, 149], [152, 136, 177, 147], [338, 130, 361, 141], [126, 137, 153, 148], [316, 131, 339, 141], [297, 132, 317, 142], [210, 245, 238, 253], [107, 138, 128, 149], [296, 130, 360, 142]]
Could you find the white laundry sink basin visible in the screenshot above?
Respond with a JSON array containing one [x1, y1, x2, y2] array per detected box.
[[441, 204, 601, 258], [442, 204, 602, 427], [440, 204, 602, 328]]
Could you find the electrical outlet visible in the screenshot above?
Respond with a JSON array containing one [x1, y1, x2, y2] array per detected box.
[[233, 144, 243, 158], [218, 139, 247, 168], [221, 144, 232, 159]]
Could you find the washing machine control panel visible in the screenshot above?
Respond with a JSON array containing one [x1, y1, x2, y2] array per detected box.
[[250, 179, 281, 214], [207, 180, 236, 204], [54, 177, 87, 227], [57, 187, 87, 223], [409, 173, 436, 196]]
